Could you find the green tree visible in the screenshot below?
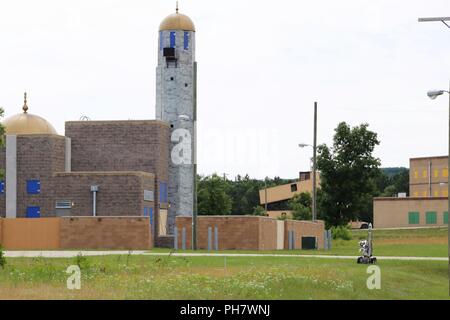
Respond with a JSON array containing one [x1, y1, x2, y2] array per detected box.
[[197, 174, 232, 215], [288, 192, 312, 220], [391, 168, 409, 195], [317, 122, 381, 227], [252, 206, 266, 216]]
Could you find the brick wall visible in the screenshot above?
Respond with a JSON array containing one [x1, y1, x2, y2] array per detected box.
[[65, 120, 169, 182], [0, 148, 5, 217], [176, 216, 279, 250], [60, 216, 152, 250], [0, 218, 3, 246], [284, 220, 325, 249], [258, 217, 278, 250], [65, 120, 170, 233], [51, 172, 155, 218], [14, 135, 66, 217]]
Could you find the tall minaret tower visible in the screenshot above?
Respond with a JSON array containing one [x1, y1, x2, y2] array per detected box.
[[156, 5, 197, 233]]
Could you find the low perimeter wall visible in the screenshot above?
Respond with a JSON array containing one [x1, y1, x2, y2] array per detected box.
[[60, 217, 152, 250], [175, 216, 325, 250], [284, 220, 325, 249], [0, 217, 152, 250]]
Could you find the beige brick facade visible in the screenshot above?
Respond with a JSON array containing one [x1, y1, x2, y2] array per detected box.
[[409, 156, 448, 197], [373, 197, 448, 228]]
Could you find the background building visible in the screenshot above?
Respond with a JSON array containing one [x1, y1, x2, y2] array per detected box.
[[409, 156, 448, 197], [0, 8, 198, 244], [0, 100, 170, 242], [374, 156, 449, 229], [259, 171, 319, 218]]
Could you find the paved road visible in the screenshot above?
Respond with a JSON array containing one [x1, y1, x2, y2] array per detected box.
[[4, 250, 448, 261]]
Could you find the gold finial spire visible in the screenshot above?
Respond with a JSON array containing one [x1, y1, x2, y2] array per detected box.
[[23, 92, 28, 113], [176, 1, 179, 13]]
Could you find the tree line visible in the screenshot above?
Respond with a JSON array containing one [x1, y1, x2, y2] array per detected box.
[[197, 122, 409, 228]]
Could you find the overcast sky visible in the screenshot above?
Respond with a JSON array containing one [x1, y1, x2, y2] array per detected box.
[[1, 0, 449, 179]]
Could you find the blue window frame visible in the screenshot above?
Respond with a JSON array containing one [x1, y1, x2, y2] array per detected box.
[[26, 206, 40, 218], [184, 31, 189, 50], [149, 207, 154, 226], [170, 31, 176, 48], [0, 181, 4, 194], [159, 31, 163, 50], [27, 180, 41, 194], [159, 182, 168, 203]]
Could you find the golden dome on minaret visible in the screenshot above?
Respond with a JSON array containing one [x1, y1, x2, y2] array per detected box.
[[159, 3, 195, 32], [2, 92, 57, 135]]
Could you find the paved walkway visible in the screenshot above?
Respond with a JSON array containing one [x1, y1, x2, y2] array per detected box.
[[4, 250, 448, 261]]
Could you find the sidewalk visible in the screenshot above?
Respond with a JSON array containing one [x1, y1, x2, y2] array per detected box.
[[4, 250, 448, 261]]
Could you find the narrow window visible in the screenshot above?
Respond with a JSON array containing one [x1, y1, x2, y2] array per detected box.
[[0, 181, 4, 194], [149, 207, 154, 226], [426, 211, 437, 224], [170, 31, 176, 48], [184, 31, 189, 50], [408, 212, 419, 225], [444, 212, 448, 224], [159, 31, 163, 50], [160, 182, 168, 203]]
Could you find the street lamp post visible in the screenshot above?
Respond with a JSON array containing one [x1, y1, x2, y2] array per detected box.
[[418, 17, 450, 28], [427, 86, 450, 289], [419, 15, 450, 292]]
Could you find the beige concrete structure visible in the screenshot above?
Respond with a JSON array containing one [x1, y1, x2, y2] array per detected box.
[[1, 218, 60, 250], [259, 171, 320, 205], [373, 155, 449, 228], [374, 197, 448, 228], [266, 210, 293, 219]]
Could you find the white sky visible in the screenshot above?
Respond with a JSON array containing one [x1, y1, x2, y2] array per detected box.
[[0, 0, 449, 179]]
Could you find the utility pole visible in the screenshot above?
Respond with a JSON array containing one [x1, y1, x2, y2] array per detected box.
[[312, 102, 318, 222], [264, 177, 268, 214]]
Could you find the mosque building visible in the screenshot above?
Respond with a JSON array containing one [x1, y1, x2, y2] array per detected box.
[[0, 7, 197, 245]]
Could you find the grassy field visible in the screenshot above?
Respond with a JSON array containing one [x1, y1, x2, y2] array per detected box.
[[152, 227, 449, 258], [0, 254, 448, 299], [0, 227, 448, 299]]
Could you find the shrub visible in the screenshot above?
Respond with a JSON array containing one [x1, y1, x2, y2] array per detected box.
[[331, 225, 352, 241], [252, 206, 267, 216], [0, 245, 6, 269], [74, 252, 90, 271]]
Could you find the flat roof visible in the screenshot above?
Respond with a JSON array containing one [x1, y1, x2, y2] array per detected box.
[[410, 155, 448, 161], [374, 196, 448, 201]]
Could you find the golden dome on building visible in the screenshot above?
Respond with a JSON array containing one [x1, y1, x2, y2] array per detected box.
[[159, 6, 195, 32], [2, 93, 57, 135]]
